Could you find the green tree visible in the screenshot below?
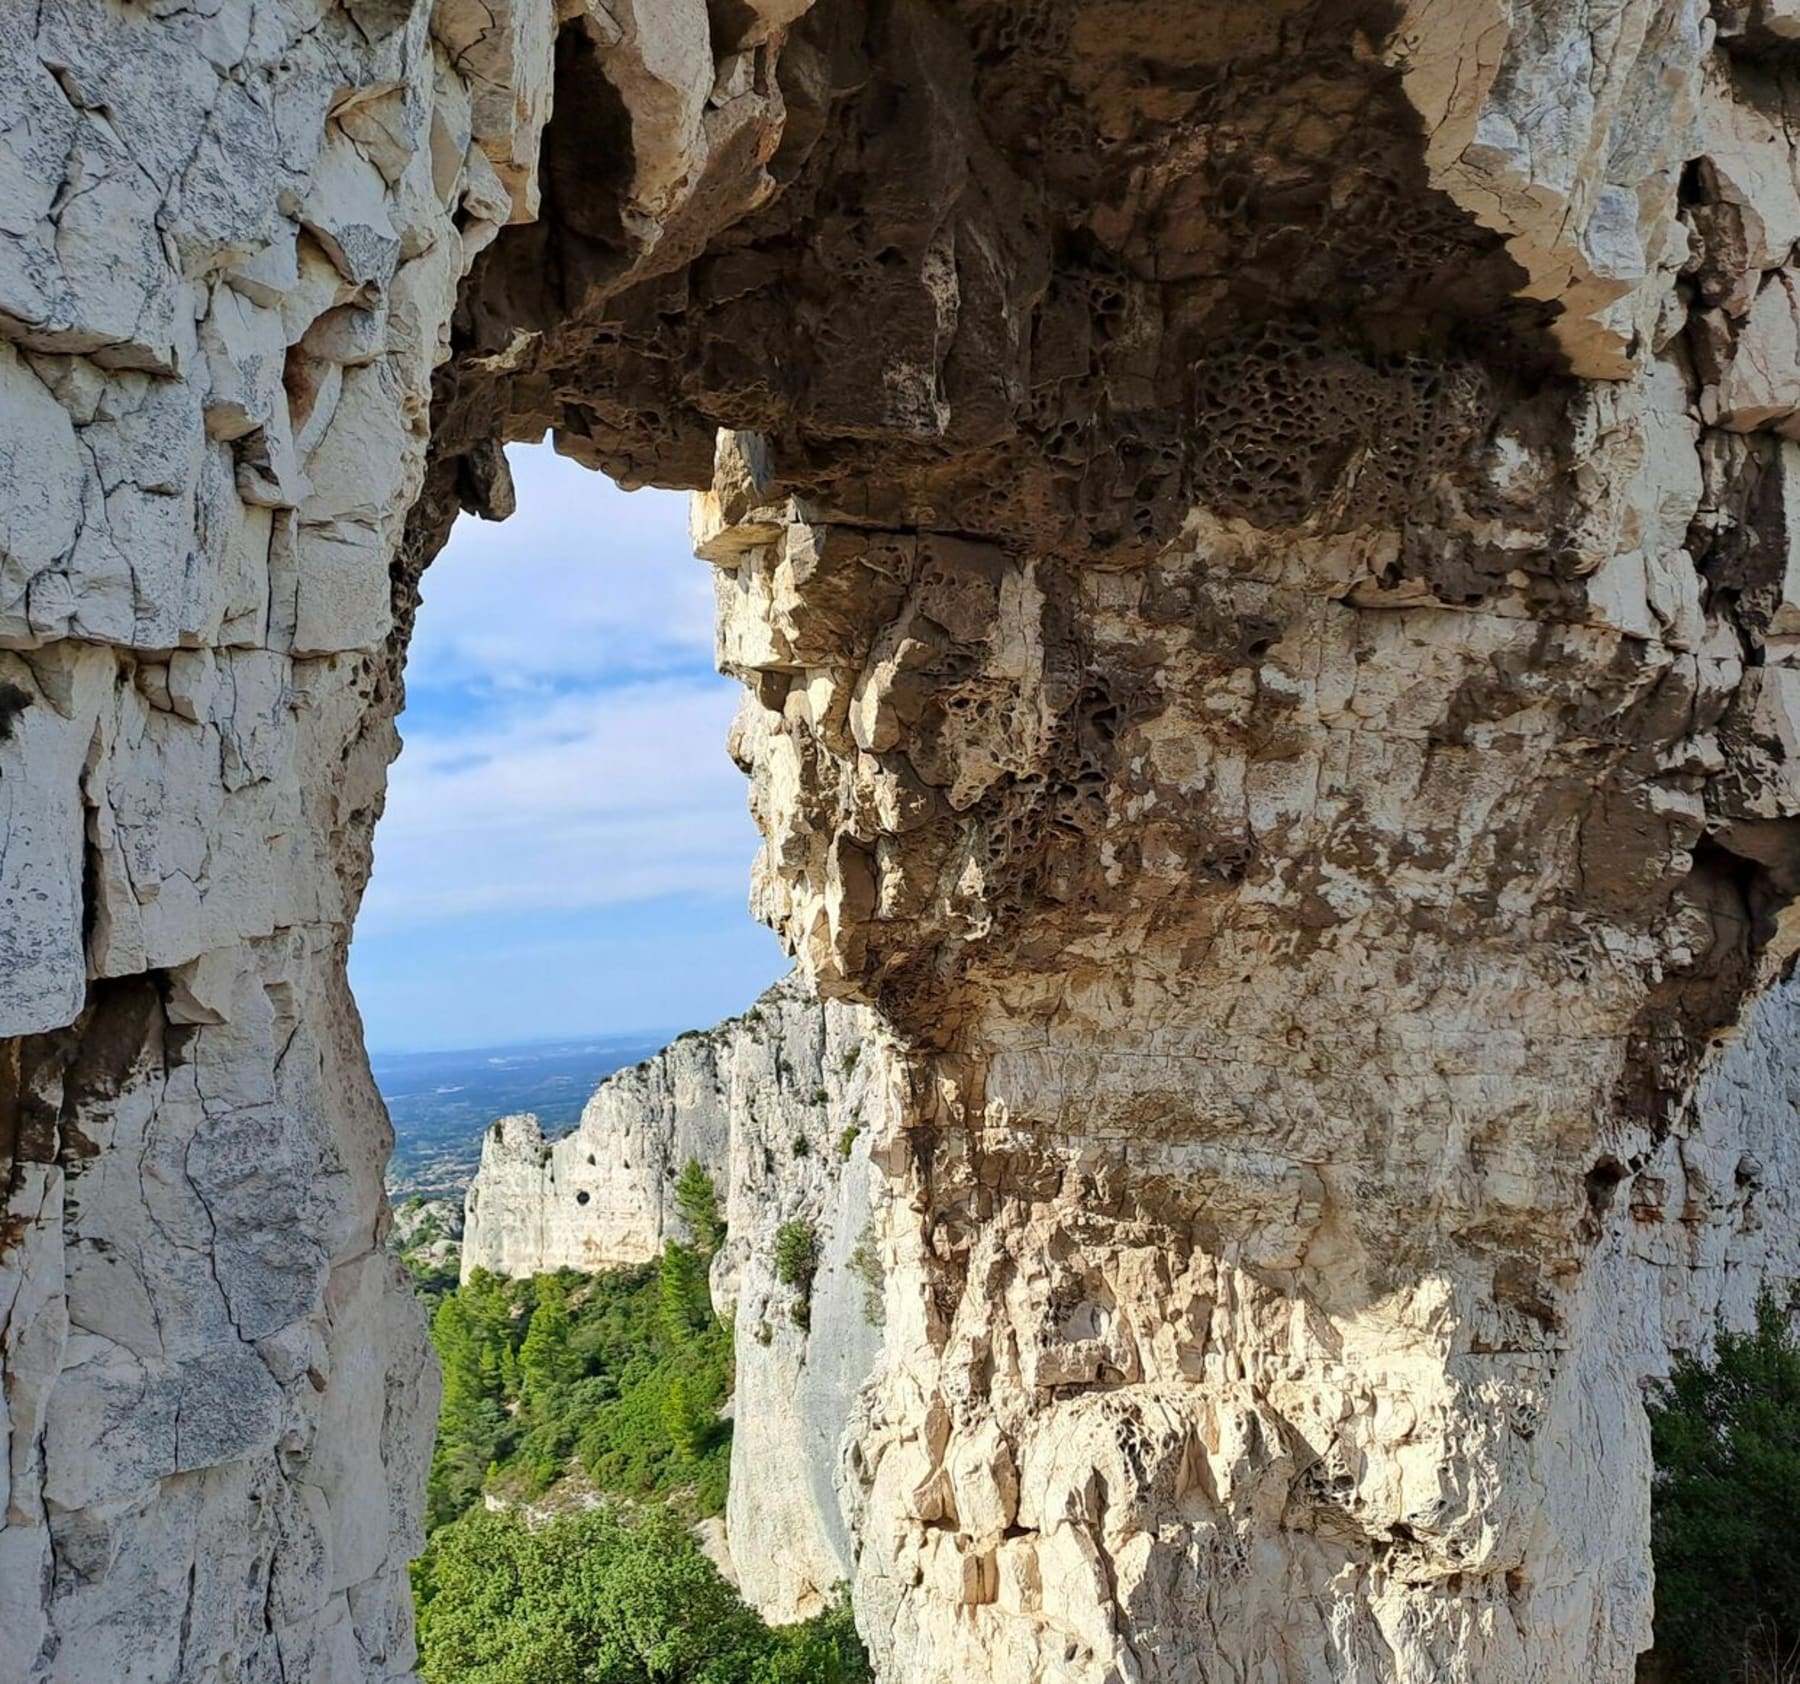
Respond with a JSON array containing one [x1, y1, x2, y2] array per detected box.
[[659, 1243, 711, 1345], [1649, 1294, 1800, 1682], [428, 1289, 516, 1527], [662, 1373, 707, 1463], [676, 1159, 725, 1254], [520, 1275, 577, 1407], [416, 1506, 777, 1684], [773, 1221, 818, 1330]]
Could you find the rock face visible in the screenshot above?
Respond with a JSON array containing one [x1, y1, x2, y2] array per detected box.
[[460, 1040, 738, 1278], [460, 969, 891, 1625], [0, 5, 540, 1678], [6, 3, 1800, 1682]]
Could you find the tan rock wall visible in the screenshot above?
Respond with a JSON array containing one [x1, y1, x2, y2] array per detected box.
[[5, 3, 1800, 1682]]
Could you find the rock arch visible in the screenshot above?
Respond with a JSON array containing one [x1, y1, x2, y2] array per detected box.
[[4, 2, 1800, 1680]]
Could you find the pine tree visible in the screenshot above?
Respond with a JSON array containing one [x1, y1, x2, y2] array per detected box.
[[675, 1159, 725, 1254], [519, 1275, 575, 1415], [659, 1243, 710, 1345]]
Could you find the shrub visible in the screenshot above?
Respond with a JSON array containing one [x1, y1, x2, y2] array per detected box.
[[836, 1125, 859, 1162], [415, 1505, 757, 1684], [773, 1220, 819, 1334], [792, 1134, 811, 1159], [840, 1046, 860, 1077], [414, 1507, 869, 1684], [754, 1587, 870, 1684], [773, 1221, 817, 1293], [847, 1224, 884, 1329], [1648, 1293, 1800, 1683]]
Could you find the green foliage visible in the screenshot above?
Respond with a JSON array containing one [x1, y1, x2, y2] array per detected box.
[[847, 1224, 884, 1329], [773, 1220, 819, 1333], [835, 1125, 859, 1162], [792, 1134, 811, 1158], [413, 1238, 871, 1684], [415, 1507, 869, 1684], [424, 1261, 733, 1530], [407, 1253, 462, 1304], [1648, 1294, 1800, 1683], [755, 1589, 869, 1684], [676, 1160, 726, 1254], [773, 1221, 817, 1291], [839, 1047, 860, 1077], [659, 1243, 712, 1344]]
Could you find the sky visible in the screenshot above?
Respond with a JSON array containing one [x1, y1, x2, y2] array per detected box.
[[349, 444, 788, 1053]]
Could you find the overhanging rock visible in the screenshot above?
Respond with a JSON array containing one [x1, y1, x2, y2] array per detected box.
[[3, 3, 1800, 1681]]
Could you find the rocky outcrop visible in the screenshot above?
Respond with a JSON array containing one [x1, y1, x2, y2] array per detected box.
[[6, 3, 1800, 1682], [0, 4, 541, 1677], [704, 975, 888, 1625], [460, 969, 891, 1625], [460, 1045, 736, 1278]]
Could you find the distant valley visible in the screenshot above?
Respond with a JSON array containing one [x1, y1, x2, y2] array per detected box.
[[374, 1033, 671, 1199]]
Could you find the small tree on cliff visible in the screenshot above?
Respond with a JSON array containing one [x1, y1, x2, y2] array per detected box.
[[1648, 1294, 1800, 1683], [675, 1158, 726, 1254]]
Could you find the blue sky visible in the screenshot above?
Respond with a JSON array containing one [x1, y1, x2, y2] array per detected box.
[[349, 444, 788, 1053]]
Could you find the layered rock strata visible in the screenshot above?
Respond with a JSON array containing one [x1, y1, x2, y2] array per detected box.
[[5, 3, 1800, 1682]]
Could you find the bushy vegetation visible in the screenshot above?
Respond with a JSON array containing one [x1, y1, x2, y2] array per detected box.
[[426, 1253, 733, 1529], [1648, 1294, 1800, 1683], [773, 1220, 818, 1330], [676, 1159, 726, 1253], [414, 1151, 869, 1684], [415, 1506, 869, 1684], [847, 1220, 883, 1329]]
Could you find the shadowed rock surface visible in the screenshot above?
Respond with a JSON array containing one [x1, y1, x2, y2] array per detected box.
[[5, 2, 1800, 1681]]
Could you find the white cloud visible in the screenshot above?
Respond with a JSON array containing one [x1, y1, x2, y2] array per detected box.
[[362, 674, 758, 931], [409, 444, 717, 690]]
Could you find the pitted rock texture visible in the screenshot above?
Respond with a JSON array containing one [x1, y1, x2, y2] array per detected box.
[[460, 969, 892, 1627], [5, 3, 1800, 1682]]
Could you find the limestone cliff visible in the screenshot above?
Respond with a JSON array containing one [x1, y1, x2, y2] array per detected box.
[[460, 1039, 737, 1279], [5, 4, 1800, 1682], [459, 969, 891, 1626]]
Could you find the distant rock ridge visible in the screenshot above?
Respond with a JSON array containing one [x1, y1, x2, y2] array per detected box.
[[460, 969, 893, 1625], [461, 1038, 735, 1278]]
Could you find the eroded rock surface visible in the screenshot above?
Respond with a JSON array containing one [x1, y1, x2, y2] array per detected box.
[[5, 1, 1800, 1681]]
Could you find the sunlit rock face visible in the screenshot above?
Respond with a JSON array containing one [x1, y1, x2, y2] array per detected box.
[[4, 1, 1800, 1680]]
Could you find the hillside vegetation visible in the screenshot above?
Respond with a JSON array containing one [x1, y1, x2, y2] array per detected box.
[[408, 1163, 868, 1684], [1648, 1296, 1800, 1684]]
